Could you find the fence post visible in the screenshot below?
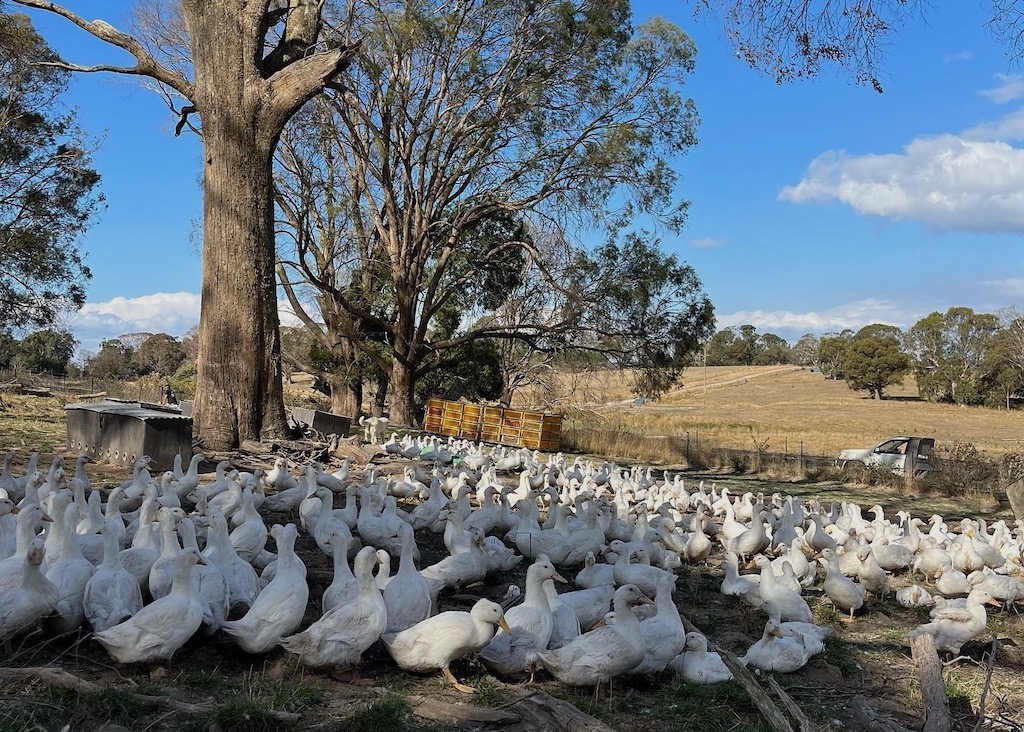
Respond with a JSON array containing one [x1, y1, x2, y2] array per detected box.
[[784, 437, 788, 457], [799, 442, 804, 472], [685, 432, 690, 464]]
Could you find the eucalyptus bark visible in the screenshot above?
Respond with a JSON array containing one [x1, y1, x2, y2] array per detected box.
[[185, 2, 288, 449]]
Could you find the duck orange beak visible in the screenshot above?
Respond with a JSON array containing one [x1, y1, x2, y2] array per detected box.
[[552, 571, 568, 584], [9, 505, 18, 514], [498, 617, 511, 633], [40, 513, 53, 522]]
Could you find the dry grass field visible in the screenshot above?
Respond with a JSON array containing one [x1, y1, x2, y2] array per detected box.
[[522, 365, 1024, 461]]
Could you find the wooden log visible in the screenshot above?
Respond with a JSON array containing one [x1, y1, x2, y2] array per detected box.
[[408, 695, 519, 727], [716, 648, 796, 732], [852, 695, 916, 732], [910, 633, 953, 732], [767, 677, 815, 732], [21, 386, 51, 397], [505, 690, 618, 732], [240, 439, 276, 454], [0, 666, 300, 725]]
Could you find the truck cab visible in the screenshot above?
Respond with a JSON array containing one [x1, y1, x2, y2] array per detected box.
[[836, 436, 934, 477]]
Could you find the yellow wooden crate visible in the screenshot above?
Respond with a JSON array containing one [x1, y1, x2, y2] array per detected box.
[[423, 398, 561, 450]]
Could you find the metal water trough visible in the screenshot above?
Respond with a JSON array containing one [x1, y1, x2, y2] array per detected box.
[[65, 399, 193, 472], [289, 406, 351, 439]]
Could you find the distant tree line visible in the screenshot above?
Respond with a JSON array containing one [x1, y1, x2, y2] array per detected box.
[[0, 328, 197, 390], [706, 306, 1024, 407]]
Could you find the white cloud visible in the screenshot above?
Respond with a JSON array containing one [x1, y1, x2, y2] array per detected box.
[[983, 278, 1024, 297], [67, 291, 307, 356], [690, 236, 726, 249], [944, 50, 973, 63], [780, 132, 1024, 233], [962, 108, 1024, 141], [68, 292, 201, 354], [716, 298, 921, 339], [980, 73, 1024, 104]]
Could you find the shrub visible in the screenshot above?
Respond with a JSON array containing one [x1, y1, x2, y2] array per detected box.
[[926, 441, 999, 497]]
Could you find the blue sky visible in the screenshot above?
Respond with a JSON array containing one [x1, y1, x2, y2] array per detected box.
[[15, 1, 1024, 356]]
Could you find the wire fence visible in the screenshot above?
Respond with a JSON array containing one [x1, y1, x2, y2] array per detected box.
[[0, 368, 167, 403]]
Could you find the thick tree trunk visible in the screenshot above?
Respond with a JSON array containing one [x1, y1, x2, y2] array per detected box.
[[187, 4, 288, 450], [390, 359, 416, 427], [330, 372, 362, 418]]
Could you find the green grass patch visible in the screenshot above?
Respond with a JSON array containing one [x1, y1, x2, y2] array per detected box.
[[345, 692, 412, 732]]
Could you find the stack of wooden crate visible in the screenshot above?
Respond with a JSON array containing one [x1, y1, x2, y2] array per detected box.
[[423, 398, 561, 451]]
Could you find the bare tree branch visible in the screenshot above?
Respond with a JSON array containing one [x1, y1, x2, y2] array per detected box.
[[11, 0, 194, 99]]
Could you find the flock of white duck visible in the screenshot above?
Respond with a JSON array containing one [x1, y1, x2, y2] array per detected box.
[[0, 433, 1022, 694]]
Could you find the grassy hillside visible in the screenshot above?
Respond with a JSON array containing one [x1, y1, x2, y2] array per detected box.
[[521, 365, 1024, 460]]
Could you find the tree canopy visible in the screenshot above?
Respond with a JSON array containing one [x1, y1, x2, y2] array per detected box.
[[842, 335, 910, 399], [274, 0, 709, 421], [0, 9, 102, 329]]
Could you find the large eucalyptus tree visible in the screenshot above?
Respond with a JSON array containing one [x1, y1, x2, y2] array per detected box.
[[12, 0, 359, 449], [274, 0, 706, 425]]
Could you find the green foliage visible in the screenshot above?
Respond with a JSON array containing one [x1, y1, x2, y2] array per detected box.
[[0, 10, 103, 329], [207, 696, 281, 732], [589, 232, 715, 399], [0, 329, 18, 368], [817, 333, 851, 379], [85, 338, 139, 380], [414, 338, 504, 407], [170, 361, 198, 398], [906, 307, 1000, 405], [790, 332, 819, 366], [15, 328, 75, 374], [705, 324, 790, 366], [133, 333, 187, 376], [276, 0, 705, 422], [842, 335, 911, 399], [854, 323, 903, 342], [927, 441, 1000, 497]]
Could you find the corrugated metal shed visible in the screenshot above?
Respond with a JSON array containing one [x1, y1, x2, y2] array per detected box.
[[65, 399, 193, 471]]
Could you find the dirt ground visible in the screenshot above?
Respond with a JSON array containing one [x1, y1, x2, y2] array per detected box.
[[1, 443, 1022, 732]]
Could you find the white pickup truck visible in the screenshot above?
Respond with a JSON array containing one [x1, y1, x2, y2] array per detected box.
[[836, 436, 934, 477]]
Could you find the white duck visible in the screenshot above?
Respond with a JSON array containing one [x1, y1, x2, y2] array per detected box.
[[321, 530, 358, 614], [177, 518, 229, 636], [542, 577, 582, 649], [0, 504, 52, 594], [83, 518, 144, 633], [741, 619, 812, 673], [536, 584, 653, 690], [574, 551, 615, 590], [558, 583, 615, 632], [382, 598, 510, 693], [280, 546, 387, 678], [420, 527, 490, 595], [221, 523, 309, 654], [202, 509, 260, 615], [819, 547, 866, 619], [228, 487, 268, 563], [910, 589, 1000, 655], [92, 548, 206, 664], [668, 631, 733, 684], [0, 537, 58, 644], [477, 556, 565, 677], [45, 501, 96, 633], [147, 507, 186, 600], [896, 584, 935, 608], [382, 522, 432, 633], [757, 555, 812, 623], [630, 572, 686, 675]]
